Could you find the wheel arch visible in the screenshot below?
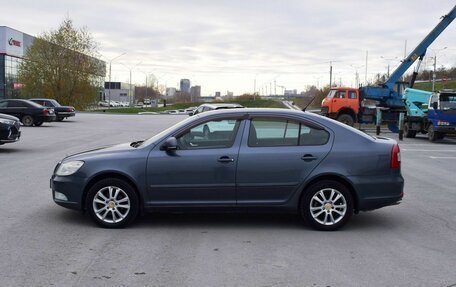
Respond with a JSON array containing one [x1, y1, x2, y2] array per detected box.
[[337, 108, 357, 121], [82, 171, 144, 214], [298, 174, 359, 213]]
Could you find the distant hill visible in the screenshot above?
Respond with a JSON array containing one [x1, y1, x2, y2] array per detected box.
[[413, 80, 456, 91]]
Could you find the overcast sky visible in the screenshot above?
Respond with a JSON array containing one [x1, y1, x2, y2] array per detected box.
[[2, 0, 456, 96]]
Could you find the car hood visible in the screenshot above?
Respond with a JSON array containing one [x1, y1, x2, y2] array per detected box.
[[0, 113, 20, 122], [63, 141, 152, 161]]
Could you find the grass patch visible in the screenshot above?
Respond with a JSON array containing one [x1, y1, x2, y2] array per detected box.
[[413, 80, 456, 91]]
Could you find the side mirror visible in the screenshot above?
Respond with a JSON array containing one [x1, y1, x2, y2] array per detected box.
[[432, 102, 438, 110], [160, 137, 178, 151]]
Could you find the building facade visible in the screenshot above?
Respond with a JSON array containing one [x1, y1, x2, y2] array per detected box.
[[0, 26, 105, 100], [103, 82, 129, 103], [0, 26, 35, 99], [190, 85, 201, 101]]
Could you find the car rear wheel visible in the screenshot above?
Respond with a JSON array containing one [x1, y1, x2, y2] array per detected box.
[[22, 115, 34, 127], [336, 114, 354, 126], [86, 178, 139, 228], [301, 180, 353, 231]]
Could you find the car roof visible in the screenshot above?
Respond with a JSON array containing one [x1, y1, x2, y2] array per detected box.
[[201, 103, 243, 108]]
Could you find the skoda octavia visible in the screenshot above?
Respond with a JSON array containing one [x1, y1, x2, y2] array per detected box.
[[51, 108, 404, 231]]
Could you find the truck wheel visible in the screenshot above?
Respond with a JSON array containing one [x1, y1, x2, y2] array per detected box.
[[336, 114, 354, 126], [428, 125, 440, 142], [404, 123, 416, 138]]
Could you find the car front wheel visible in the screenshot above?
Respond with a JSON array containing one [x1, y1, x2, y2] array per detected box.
[[301, 180, 353, 231], [86, 178, 139, 228]]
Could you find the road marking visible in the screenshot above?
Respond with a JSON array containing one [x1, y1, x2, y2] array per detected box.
[[429, 156, 456, 159]]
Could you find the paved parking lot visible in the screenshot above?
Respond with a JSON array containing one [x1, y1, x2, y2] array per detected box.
[[0, 112, 455, 287]]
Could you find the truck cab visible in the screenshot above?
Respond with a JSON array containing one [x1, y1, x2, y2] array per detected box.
[[321, 87, 360, 126]]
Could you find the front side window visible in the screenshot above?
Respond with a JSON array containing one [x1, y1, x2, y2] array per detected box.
[[348, 91, 357, 99], [249, 118, 329, 147], [177, 119, 241, 150]]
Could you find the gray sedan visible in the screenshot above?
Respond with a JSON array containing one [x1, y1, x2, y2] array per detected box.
[[51, 108, 404, 231]]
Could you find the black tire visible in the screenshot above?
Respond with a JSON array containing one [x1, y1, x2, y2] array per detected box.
[[404, 123, 416, 138], [86, 178, 139, 228], [428, 125, 439, 142], [56, 117, 64, 122], [301, 180, 353, 231], [34, 121, 43, 126], [22, 115, 34, 127], [336, 114, 354, 126]]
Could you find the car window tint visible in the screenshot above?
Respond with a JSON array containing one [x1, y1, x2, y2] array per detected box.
[[299, 124, 329, 146], [177, 119, 241, 150], [0, 101, 8, 108], [7, 100, 26, 107], [249, 118, 329, 147], [249, 118, 299, 147]]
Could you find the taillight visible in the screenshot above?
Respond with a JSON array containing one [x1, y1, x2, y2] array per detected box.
[[391, 144, 401, 169], [42, 109, 49, 115]]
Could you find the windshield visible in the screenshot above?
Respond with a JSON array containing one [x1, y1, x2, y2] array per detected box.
[[139, 116, 197, 147], [326, 90, 337, 98], [440, 93, 456, 110]]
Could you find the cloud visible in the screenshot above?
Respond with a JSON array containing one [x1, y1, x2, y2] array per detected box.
[[2, 0, 455, 94]]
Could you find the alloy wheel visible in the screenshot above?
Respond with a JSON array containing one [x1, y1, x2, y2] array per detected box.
[[309, 188, 347, 226], [92, 186, 131, 224]]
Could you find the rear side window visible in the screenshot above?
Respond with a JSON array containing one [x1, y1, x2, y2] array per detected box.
[[249, 118, 329, 147], [7, 100, 26, 107]]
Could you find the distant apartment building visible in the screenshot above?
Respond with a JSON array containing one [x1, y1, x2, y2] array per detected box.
[[190, 85, 201, 101], [180, 79, 191, 93], [103, 82, 129, 102], [166, 87, 176, 98], [284, 89, 298, 97], [215, 91, 221, 97]]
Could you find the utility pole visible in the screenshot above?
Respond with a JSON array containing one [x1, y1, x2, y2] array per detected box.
[[329, 61, 333, 87]]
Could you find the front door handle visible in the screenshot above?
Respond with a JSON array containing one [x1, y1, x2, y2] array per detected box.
[[301, 154, 318, 161], [218, 156, 234, 163]]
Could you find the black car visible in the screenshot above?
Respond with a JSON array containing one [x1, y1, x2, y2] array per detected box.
[[0, 113, 21, 145], [0, 99, 56, 126], [191, 103, 244, 116], [29, 98, 75, 121]]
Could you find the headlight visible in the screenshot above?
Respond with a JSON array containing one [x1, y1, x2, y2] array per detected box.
[[0, 118, 16, 125], [55, 161, 84, 176]]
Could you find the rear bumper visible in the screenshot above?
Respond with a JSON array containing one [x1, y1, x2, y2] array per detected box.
[[36, 115, 56, 122], [434, 126, 456, 134], [348, 174, 404, 211], [56, 112, 76, 118]]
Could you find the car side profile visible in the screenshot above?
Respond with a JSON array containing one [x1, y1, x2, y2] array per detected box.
[[0, 113, 21, 145], [29, 98, 76, 122], [0, 99, 56, 126], [51, 108, 404, 231]]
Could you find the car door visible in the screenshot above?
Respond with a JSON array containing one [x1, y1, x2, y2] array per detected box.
[[332, 89, 347, 113], [3, 100, 27, 119], [145, 117, 245, 206], [236, 117, 332, 204]]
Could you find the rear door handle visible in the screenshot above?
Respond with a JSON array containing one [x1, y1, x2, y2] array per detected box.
[[301, 154, 318, 161], [218, 156, 234, 163]]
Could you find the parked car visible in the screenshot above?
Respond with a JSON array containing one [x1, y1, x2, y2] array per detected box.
[[51, 108, 403, 230], [98, 101, 110, 107], [0, 113, 21, 145], [29, 98, 75, 122], [191, 103, 244, 116], [0, 99, 56, 126]]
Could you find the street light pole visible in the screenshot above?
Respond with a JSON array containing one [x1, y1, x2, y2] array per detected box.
[[431, 47, 447, 91], [107, 52, 127, 107]]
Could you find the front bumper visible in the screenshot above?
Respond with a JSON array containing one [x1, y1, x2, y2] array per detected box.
[[435, 125, 456, 134], [51, 174, 86, 210], [0, 124, 21, 143]]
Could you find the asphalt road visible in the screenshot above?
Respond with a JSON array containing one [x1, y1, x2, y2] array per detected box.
[[0, 112, 455, 287]]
